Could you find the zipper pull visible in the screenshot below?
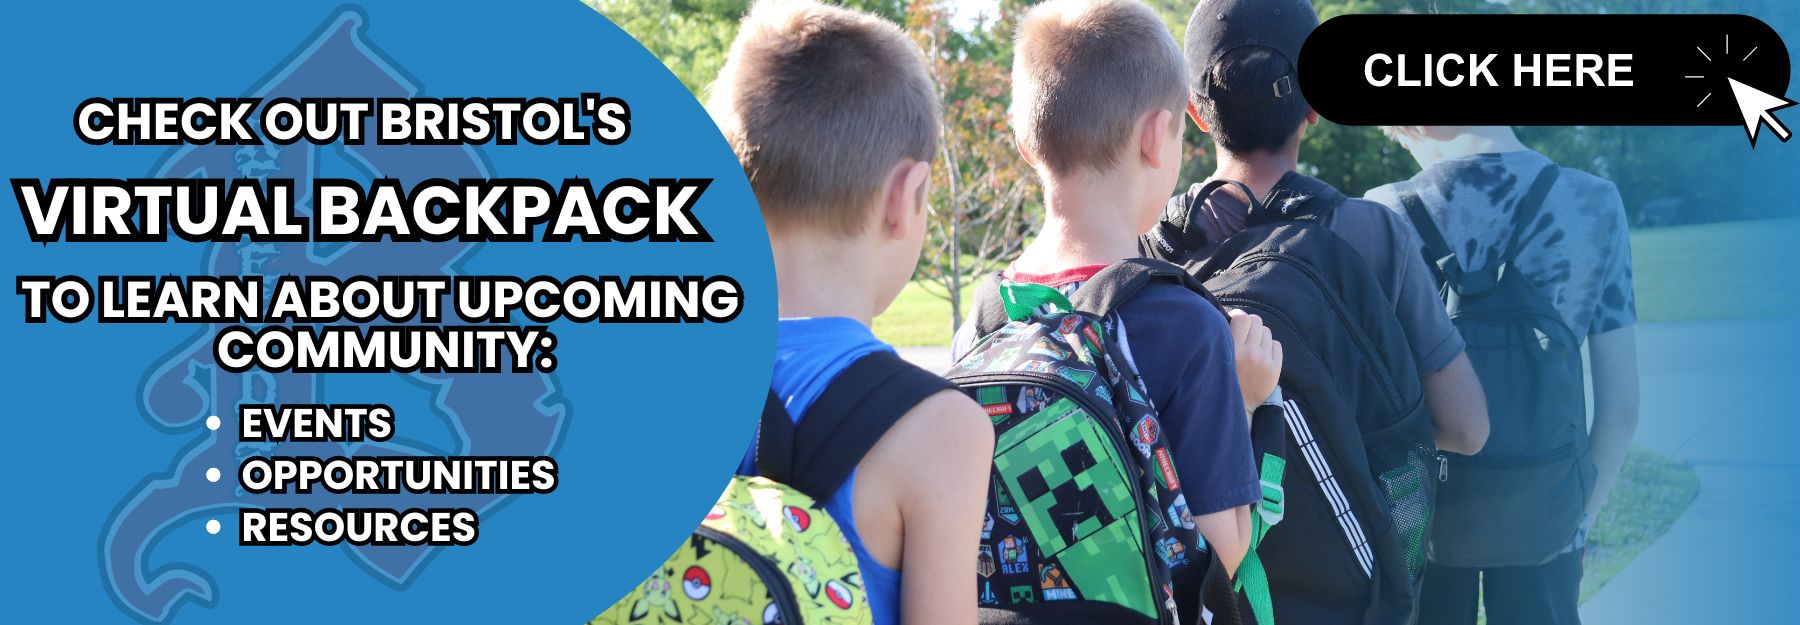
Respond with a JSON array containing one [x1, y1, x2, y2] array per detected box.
[[1438, 455, 1450, 482]]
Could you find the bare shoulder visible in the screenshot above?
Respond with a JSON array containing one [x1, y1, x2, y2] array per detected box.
[[884, 389, 993, 458], [860, 388, 993, 491]]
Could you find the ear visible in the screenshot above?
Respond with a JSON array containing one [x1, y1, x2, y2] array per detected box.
[[879, 159, 933, 240], [1013, 135, 1040, 169], [1187, 102, 1210, 133], [1140, 108, 1176, 169], [1305, 107, 1320, 126]]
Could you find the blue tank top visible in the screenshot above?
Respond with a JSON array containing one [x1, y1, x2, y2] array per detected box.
[[739, 316, 902, 625]]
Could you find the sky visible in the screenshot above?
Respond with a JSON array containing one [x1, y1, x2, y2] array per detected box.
[[951, 0, 1001, 29]]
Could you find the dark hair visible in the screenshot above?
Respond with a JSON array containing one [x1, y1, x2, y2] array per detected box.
[[1191, 46, 1308, 155]]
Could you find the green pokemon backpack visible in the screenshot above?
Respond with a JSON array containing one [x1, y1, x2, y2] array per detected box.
[[592, 352, 950, 625]]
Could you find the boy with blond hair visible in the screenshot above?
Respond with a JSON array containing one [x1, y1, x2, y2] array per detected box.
[[710, 2, 993, 625], [952, 0, 1278, 615]]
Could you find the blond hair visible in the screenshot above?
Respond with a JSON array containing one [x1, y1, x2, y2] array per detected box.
[[707, 0, 940, 236], [1011, 0, 1186, 177]]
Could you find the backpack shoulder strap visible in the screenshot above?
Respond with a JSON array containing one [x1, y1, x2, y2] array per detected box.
[[1395, 178, 1463, 288], [756, 350, 952, 501], [969, 271, 1012, 339], [1142, 188, 1200, 262], [1143, 179, 1269, 263], [1066, 258, 1221, 318], [1499, 164, 1561, 266], [1399, 164, 1560, 291], [1254, 171, 1347, 225]]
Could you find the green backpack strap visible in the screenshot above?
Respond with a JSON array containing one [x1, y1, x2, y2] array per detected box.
[[1231, 401, 1290, 625], [973, 258, 1221, 335], [997, 280, 1075, 321], [969, 271, 1044, 338]]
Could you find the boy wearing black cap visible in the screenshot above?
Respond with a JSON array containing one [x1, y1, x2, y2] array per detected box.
[[1168, 0, 1490, 456]]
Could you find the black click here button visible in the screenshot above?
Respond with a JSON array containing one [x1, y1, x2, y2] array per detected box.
[[1298, 14, 1792, 143]]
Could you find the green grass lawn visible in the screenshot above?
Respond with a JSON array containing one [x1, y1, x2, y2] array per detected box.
[[1580, 446, 1700, 602], [869, 280, 977, 348], [873, 217, 1800, 347], [1626, 217, 1800, 323]]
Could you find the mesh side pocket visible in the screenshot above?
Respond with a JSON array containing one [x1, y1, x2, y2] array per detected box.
[[1364, 406, 1436, 585], [1378, 445, 1433, 583]]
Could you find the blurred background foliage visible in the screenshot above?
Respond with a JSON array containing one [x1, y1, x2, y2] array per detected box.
[[587, 0, 1799, 328], [590, 0, 1797, 225]]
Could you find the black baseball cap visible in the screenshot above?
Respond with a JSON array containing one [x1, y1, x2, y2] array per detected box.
[[1184, 0, 1318, 100]]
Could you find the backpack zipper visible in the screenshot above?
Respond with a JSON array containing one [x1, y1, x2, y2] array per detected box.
[[1446, 442, 1582, 468], [694, 525, 806, 622], [951, 369, 1173, 625], [1224, 249, 1405, 409]]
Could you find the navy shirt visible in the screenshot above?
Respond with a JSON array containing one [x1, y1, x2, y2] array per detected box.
[[953, 264, 1261, 517]]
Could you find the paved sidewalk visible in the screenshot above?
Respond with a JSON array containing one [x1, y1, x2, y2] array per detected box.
[[1580, 317, 1800, 623], [896, 345, 952, 370]]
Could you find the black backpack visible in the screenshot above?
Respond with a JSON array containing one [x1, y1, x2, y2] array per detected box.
[[1144, 173, 1438, 625], [1396, 165, 1593, 568], [952, 259, 1283, 625]]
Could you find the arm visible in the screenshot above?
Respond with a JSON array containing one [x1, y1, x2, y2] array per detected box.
[[1422, 351, 1489, 455], [1210, 311, 1276, 575], [1125, 295, 1262, 579], [1195, 505, 1253, 576], [1583, 325, 1640, 523], [1367, 200, 1486, 453], [1174, 309, 1260, 578], [857, 389, 994, 625]]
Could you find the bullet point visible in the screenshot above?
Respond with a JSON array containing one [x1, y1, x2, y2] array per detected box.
[[205, 519, 221, 535], [205, 415, 220, 431], [206, 467, 221, 483]]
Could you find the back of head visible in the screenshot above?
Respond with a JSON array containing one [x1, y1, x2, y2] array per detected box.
[[1184, 0, 1316, 155], [708, 0, 939, 237], [1011, 0, 1187, 178]]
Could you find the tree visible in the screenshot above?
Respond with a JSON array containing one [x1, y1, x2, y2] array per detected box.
[[587, 0, 909, 99], [589, 0, 1799, 341], [906, 0, 1039, 333]]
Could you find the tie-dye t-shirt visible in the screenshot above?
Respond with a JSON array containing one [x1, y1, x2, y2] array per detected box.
[[1366, 150, 1637, 337]]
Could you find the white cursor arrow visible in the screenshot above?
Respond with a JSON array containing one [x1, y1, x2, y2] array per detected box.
[[1726, 77, 1794, 146]]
